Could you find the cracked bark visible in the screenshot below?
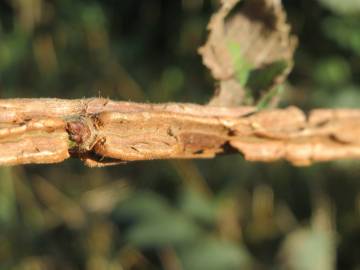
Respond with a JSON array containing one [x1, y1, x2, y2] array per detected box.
[[0, 98, 359, 167]]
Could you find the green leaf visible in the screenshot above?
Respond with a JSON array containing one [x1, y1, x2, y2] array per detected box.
[[179, 238, 252, 270], [280, 228, 335, 270], [318, 0, 360, 15], [0, 30, 29, 72], [114, 191, 203, 247], [126, 213, 202, 247], [256, 85, 284, 109], [179, 189, 216, 224], [322, 16, 360, 55], [227, 40, 252, 86], [246, 60, 288, 92], [0, 168, 16, 228], [313, 57, 351, 86], [113, 191, 171, 221], [81, 4, 106, 29]]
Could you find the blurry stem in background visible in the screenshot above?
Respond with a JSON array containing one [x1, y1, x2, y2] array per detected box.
[[171, 160, 212, 197], [118, 246, 155, 270], [13, 167, 46, 230], [0, 168, 16, 226], [159, 247, 183, 270], [33, 34, 58, 75], [10, 0, 42, 33], [32, 176, 87, 229]]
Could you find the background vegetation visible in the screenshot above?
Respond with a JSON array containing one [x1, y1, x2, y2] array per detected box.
[[1, 0, 360, 269]]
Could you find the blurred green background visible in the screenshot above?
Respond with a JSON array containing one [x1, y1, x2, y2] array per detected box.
[[1, 0, 360, 269]]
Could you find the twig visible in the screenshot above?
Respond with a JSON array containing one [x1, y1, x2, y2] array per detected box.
[[0, 98, 359, 166]]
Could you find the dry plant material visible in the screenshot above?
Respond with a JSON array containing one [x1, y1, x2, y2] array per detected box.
[[0, 98, 359, 167], [0, 117, 69, 165], [199, 0, 297, 106]]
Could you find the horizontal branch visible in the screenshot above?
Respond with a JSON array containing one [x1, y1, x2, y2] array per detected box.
[[1, 98, 359, 166]]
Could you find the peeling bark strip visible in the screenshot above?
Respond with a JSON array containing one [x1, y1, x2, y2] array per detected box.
[[0, 98, 359, 166]]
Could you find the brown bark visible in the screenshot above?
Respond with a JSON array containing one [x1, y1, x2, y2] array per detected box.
[[0, 98, 359, 166]]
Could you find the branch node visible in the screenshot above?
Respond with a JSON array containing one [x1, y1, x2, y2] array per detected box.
[[65, 116, 98, 152]]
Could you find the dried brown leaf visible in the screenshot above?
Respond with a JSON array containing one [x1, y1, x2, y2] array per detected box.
[[199, 0, 297, 106]]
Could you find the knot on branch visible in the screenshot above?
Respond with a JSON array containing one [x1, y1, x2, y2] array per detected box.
[[66, 116, 97, 151]]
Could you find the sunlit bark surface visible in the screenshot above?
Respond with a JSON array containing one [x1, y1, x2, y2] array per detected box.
[[1, 98, 359, 166]]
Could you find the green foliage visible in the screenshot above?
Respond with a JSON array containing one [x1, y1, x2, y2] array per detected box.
[[0, 168, 16, 227], [313, 57, 351, 86], [318, 0, 360, 15], [179, 239, 252, 270], [179, 189, 216, 224], [281, 227, 335, 270], [227, 40, 252, 86], [124, 214, 201, 247], [322, 16, 360, 55], [256, 85, 284, 109], [0, 30, 29, 72], [247, 61, 288, 92]]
